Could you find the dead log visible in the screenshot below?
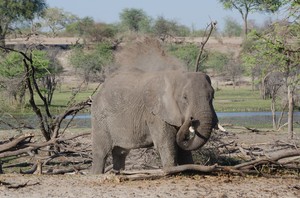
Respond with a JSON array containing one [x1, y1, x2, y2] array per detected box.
[[163, 164, 218, 175], [0, 180, 40, 189], [0, 133, 34, 152], [234, 149, 300, 170], [0, 132, 90, 157]]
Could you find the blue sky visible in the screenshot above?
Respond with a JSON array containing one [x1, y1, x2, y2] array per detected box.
[[46, 0, 278, 31]]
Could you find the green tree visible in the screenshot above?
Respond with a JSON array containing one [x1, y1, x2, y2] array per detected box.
[[0, 51, 25, 104], [153, 16, 190, 40], [0, 49, 63, 105], [203, 51, 230, 75], [0, 0, 47, 46], [70, 42, 114, 83], [119, 8, 151, 32], [66, 17, 117, 41], [66, 17, 94, 37], [219, 0, 282, 36], [33, 49, 63, 106], [223, 17, 242, 37], [167, 44, 199, 71], [83, 23, 117, 42], [242, 19, 299, 137], [42, 7, 78, 37]]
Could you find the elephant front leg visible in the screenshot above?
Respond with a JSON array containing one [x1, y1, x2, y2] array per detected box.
[[148, 119, 178, 168], [92, 148, 109, 174]]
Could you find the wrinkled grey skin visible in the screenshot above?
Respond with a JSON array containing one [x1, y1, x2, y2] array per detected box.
[[91, 70, 218, 174]]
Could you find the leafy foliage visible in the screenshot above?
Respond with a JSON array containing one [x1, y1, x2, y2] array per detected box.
[[0, 52, 24, 78], [66, 17, 94, 37], [219, 0, 283, 36], [66, 17, 117, 41], [0, 0, 47, 46], [203, 51, 230, 74], [223, 17, 242, 37], [70, 42, 114, 82], [119, 8, 151, 32], [0, 49, 63, 105], [167, 44, 199, 71], [42, 7, 79, 37], [153, 16, 190, 39], [0, 50, 53, 78]]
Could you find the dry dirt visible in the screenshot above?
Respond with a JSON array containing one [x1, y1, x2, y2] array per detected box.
[[0, 128, 299, 198], [0, 173, 299, 198]]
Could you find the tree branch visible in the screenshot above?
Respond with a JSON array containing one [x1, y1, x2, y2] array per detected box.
[[195, 21, 216, 72]]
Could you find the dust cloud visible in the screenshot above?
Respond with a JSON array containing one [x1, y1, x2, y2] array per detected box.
[[114, 36, 187, 73]]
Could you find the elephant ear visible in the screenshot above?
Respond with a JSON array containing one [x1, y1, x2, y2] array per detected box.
[[143, 76, 182, 127]]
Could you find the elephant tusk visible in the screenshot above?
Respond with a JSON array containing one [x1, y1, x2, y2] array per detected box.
[[188, 126, 195, 139], [189, 126, 195, 133], [217, 123, 226, 132]]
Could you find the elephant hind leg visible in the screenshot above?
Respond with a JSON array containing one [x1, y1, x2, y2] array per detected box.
[[112, 146, 130, 173]]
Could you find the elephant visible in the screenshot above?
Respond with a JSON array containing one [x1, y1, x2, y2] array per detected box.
[[91, 70, 218, 174]]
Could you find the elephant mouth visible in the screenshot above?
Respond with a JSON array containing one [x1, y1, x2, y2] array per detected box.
[[183, 125, 209, 143], [176, 117, 213, 150]]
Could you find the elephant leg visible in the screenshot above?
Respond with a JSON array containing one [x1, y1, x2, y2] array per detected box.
[[92, 124, 111, 174], [92, 147, 110, 174], [177, 148, 194, 165], [112, 146, 130, 173], [148, 119, 177, 167]]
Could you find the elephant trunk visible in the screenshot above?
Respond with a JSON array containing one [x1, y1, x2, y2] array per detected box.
[[176, 113, 216, 151]]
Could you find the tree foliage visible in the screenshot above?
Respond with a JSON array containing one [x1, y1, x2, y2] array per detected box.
[[119, 8, 151, 32], [66, 17, 117, 41], [153, 16, 190, 40], [66, 17, 94, 37], [219, 0, 283, 36], [0, 0, 47, 46], [70, 42, 114, 83], [223, 17, 242, 37], [42, 7, 78, 37], [167, 44, 199, 71], [0, 49, 62, 105], [242, 18, 299, 137], [203, 51, 230, 74]]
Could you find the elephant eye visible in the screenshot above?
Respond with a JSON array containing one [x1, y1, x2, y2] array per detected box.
[[183, 95, 187, 100]]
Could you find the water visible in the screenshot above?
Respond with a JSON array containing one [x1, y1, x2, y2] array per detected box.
[[217, 112, 300, 128], [1, 112, 299, 130]]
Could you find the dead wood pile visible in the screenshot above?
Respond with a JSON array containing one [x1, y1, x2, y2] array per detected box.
[[2, 125, 298, 180]]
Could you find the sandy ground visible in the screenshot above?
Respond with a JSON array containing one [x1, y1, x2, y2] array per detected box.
[[0, 173, 299, 198]]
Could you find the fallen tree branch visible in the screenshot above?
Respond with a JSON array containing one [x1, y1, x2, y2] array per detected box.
[[234, 149, 300, 170], [195, 21, 217, 72], [163, 164, 218, 175], [0, 180, 40, 189], [0, 132, 91, 158], [0, 133, 34, 152]]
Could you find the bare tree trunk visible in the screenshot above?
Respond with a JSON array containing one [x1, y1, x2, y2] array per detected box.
[[251, 72, 255, 91], [242, 12, 248, 38], [271, 97, 277, 130], [277, 103, 287, 130], [287, 86, 294, 139], [0, 34, 5, 47], [232, 76, 236, 90]]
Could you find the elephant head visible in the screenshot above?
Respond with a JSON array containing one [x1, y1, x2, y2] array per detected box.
[[144, 71, 218, 151]]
